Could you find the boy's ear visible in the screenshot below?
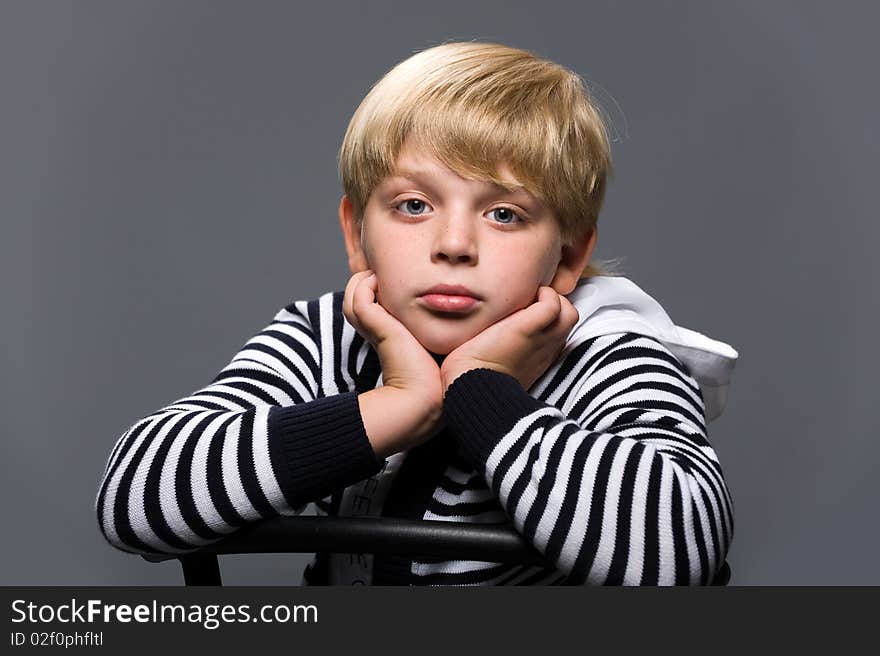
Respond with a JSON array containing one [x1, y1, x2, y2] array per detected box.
[[549, 226, 598, 296], [338, 195, 370, 274]]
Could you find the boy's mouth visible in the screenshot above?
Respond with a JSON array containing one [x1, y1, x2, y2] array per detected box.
[[419, 293, 481, 313], [420, 283, 483, 299], [418, 283, 483, 314]]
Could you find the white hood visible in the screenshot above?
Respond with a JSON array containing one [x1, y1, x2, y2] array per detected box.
[[565, 276, 738, 423]]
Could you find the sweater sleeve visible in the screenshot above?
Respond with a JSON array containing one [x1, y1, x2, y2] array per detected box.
[[441, 332, 734, 586], [95, 300, 384, 556]]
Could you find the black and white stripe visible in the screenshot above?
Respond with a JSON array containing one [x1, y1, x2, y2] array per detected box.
[[435, 333, 734, 585], [95, 300, 321, 556], [96, 291, 733, 585]]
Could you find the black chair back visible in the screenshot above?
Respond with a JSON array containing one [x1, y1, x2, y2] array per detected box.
[[141, 516, 731, 586]]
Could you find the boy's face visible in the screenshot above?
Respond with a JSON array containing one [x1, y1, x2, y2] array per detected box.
[[339, 140, 596, 356]]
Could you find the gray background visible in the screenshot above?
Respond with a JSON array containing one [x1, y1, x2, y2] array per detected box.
[[2, 0, 876, 585]]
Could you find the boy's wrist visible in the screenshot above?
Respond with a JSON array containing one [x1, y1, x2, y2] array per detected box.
[[358, 386, 443, 459]]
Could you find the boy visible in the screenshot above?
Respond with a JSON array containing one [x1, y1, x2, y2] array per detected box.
[[96, 41, 738, 585]]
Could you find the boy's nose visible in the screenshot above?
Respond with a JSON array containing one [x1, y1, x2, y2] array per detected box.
[[431, 213, 478, 264]]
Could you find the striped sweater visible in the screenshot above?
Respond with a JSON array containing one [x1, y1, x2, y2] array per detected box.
[[95, 275, 738, 585]]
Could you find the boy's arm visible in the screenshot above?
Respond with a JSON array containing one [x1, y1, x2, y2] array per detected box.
[[95, 300, 385, 557], [442, 332, 734, 586]]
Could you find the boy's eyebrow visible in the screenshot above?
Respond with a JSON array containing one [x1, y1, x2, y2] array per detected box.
[[389, 168, 530, 195]]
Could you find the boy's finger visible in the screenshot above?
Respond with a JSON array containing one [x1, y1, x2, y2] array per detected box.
[[549, 296, 579, 339], [353, 274, 392, 342], [345, 272, 374, 333], [559, 295, 580, 328], [351, 274, 376, 314], [536, 291, 579, 340], [357, 301, 398, 347], [528, 286, 562, 331], [344, 270, 374, 322], [343, 271, 364, 313], [343, 279, 358, 326]]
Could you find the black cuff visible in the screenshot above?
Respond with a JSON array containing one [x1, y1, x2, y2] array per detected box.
[[268, 392, 384, 507], [442, 368, 546, 471]]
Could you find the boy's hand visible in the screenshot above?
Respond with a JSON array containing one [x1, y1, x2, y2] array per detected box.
[[343, 270, 444, 404], [440, 286, 579, 394], [344, 270, 446, 456]]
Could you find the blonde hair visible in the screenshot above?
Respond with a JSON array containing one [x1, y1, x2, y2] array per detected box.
[[338, 40, 623, 279]]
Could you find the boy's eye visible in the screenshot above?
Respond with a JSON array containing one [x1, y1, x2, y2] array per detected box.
[[398, 198, 430, 216], [487, 207, 522, 224], [394, 198, 525, 224]]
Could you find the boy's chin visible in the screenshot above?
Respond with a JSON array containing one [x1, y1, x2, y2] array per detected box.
[[423, 343, 454, 358], [408, 320, 484, 358], [416, 334, 470, 359]]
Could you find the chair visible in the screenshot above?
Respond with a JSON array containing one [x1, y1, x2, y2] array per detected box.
[[141, 515, 732, 586]]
